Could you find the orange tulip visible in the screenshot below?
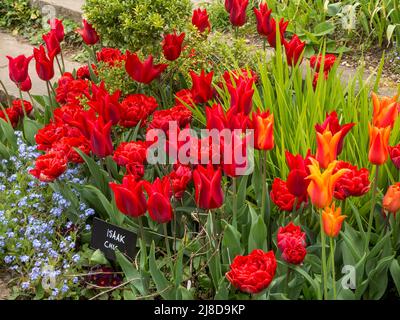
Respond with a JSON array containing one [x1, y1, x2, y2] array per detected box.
[[316, 128, 342, 169], [372, 92, 398, 128], [383, 183, 400, 215], [368, 123, 391, 165], [306, 158, 349, 209], [322, 203, 347, 238], [250, 109, 274, 150]]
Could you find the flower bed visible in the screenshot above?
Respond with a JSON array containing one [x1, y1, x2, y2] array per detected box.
[[0, 1, 400, 300]]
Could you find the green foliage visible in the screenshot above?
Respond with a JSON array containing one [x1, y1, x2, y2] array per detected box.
[[83, 0, 192, 53], [0, 0, 41, 35]]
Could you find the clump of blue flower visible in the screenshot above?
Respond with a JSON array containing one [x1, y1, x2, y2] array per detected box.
[[0, 132, 95, 299]]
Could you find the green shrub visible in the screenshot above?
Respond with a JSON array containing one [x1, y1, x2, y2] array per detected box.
[[83, 0, 192, 53], [0, 0, 41, 33]]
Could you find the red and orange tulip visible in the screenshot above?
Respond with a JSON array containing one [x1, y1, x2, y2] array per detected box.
[[322, 203, 347, 238], [306, 158, 349, 209], [368, 123, 391, 165], [250, 109, 274, 151], [315, 128, 342, 169], [372, 92, 398, 129]]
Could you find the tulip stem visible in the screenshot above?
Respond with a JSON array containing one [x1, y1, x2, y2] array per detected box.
[[163, 223, 174, 274], [320, 210, 328, 300], [28, 92, 44, 114], [55, 56, 63, 75], [91, 46, 97, 64], [60, 50, 65, 73], [261, 151, 269, 220], [285, 267, 292, 297], [232, 177, 238, 229], [46, 81, 55, 122], [330, 237, 336, 300], [365, 165, 380, 251], [138, 216, 147, 267], [0, 80, 12, 108], [18, 88, 27, 118]]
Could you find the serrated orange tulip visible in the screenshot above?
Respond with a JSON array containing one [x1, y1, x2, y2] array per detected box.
[[372, 92, 398, 128], [368, 123, 391, 165], [322, 203, 347, 238], [306, 158, 349, 209], [316, 128, 342, 169]]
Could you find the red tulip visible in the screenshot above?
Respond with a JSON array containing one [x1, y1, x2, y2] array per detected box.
[[225, 0, 233, 12], [206, 104, 228, 131], [312, 70, 329, 90], [125, 51, 168, 84], [190, 70, 214, 104], [88, 117, 113, 158], [333, 161, 370, 200], [63, 109, 97, 140], [315, 111, 355, 156], [267, 18, 289, 48], [228, 0, 249, 27], [6, 54, 33, 84], [167, 164, 192, 199], [191, 8, 211, 33], [109, 175, 147, 218], [18, 75, 32, 92], [50, 136, 91, 164], [88, 82, 121, 125], [143, 177, 173, 224], [12, 99, 33, 117], [162, 31, 185, 61], [310, 54, 336, 72], [253, 3, 273, 37], [43, 30, 61, 56], [48, 18, 65, 42], [277, 222, 307, 252], [284, 34, 306, 66], [113, 141, 147, 167], [270, 178, 308, 212], [77, 19, 99, 45], [119, 94, 158, 128], [389, 144, 400, 169], [148, 105, 192, 132], [30, 151, 68, 182], [222, 132, 251, 177], [96, 47, 125, 66], [226, 249, 277, 294], [0, 107, 19, 128], [285, 150, 313, 197], [193, 164, 224, 209], [277, 222, 307, 265], [228, 75, 254, 115], [33, 45, 56, 81]]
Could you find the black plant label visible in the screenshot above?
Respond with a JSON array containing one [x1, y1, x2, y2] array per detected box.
[[90, 217, 137, 261]]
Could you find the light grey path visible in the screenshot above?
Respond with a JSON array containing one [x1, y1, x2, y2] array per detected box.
[[0, 31, 81, 99]]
